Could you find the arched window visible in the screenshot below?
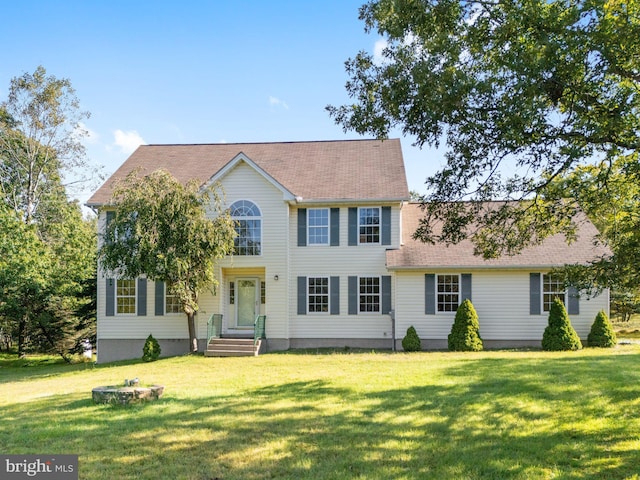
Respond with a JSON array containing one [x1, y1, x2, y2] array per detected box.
[[230, 200, 261, 255]]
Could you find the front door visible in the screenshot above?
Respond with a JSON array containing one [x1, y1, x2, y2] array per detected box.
[[236, 278, 258, 328]]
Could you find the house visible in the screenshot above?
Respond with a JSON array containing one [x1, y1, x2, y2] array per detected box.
[[87, 139, 610, 362]]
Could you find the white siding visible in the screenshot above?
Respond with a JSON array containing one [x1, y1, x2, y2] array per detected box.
[[289, 205, 401, 339], [213, 162, 290, 339], [97, 161, 291, 342], [395, 269, 610, 342]]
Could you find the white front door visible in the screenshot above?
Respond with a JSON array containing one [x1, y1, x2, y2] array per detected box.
[[236, 278, 258, 328]]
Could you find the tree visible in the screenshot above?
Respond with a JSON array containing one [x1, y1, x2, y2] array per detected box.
[[99, 169, 236, 353], [448, 299, 483, 351], [0, 199, 96, 360], [0, 67, 97, 359], [401, 325, 422, 351], [0, 66, 91, 224], [587, 310, 617, 347], [541, 298, 582, 351], [328, 0, 639, 258]]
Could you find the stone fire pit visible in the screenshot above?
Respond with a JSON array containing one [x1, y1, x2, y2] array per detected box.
[[92, 383, 164, 405]]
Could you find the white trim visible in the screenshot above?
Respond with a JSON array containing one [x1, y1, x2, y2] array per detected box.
[[115, 278, 136, 316], [436, 274, 460, 313], [357, 206, 382, 246], [307, 208, 330, 246], [306, 275, 331, 315], [357, 275, 382, 314], [235, 277, 259, 328], [205, 153, 296, 201]]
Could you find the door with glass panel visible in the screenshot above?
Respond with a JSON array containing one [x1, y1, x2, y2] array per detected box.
[[236, 278, 258, 327]]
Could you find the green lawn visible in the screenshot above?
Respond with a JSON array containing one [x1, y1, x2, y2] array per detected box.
[[2, 347, 640, 480]]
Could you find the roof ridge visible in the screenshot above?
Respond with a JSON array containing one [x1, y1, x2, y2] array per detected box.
[[142, 138, 399, 147]]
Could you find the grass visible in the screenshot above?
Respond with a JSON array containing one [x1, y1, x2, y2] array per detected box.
[[2, 347, 640, 480], [614, 314, 640, 339]]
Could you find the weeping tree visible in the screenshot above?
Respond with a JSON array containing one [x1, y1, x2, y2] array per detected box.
[[99, 169, 236, 353]]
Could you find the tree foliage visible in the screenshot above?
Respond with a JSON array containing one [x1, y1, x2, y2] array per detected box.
[[99, 169, 236, 353], [0, 65, 92, 224], [329, 0, 639, 258], [541, 298, 583, 351], [0, 68, 97, 359], [587, 310, 617, 347], [401, 325, 422, 351], [448, 299, 483, 351], [142, 334, 161, 362]]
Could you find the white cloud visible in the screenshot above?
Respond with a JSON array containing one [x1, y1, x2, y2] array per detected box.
[[373, 38, 388, 65], [113, 129, 146, 155], [269, 96, 289, 110]]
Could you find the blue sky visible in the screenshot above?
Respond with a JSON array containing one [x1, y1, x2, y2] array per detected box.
[[1, 1, 445, 202]]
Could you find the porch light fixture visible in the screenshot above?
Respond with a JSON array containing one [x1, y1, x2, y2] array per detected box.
[[274, 275, 279, 281]]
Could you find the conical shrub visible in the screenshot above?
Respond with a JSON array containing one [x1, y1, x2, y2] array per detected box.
[[587, 310, 617, 348], [541, 298, 582, 351], [142, 334, 161, 362], [402, 326, 422, 352], [448, 299, 483, 351]]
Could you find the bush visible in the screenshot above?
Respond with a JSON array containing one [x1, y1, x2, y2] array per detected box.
[[142, 334, 161, 362], [402, 326, 422, 352], [448, 299, 483, 351], [587, 310, 617, 348], [541, 298, 582, 351]]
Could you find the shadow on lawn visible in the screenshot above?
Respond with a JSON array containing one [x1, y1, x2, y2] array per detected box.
[[2, 353, 640, 480]]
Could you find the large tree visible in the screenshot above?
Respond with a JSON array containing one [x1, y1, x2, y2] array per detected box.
[[0, 66, 91, 224], [99, 170, 236, 353], [328, 0, 639, 258], [0, 67, 97, 359]]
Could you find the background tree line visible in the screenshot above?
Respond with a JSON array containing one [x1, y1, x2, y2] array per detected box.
[[0, 66, 97, 360]]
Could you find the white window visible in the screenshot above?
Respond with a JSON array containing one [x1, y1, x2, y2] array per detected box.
[[165, 287, 182, 314], [437, 275, 459, 312], [308, 208, 329, 245], [116, 279, 136, 314], [359, 277, 380, 312], [308, 277, 329, 313], [543, 274, 565, 312], [359, 207, 380, 244], [230, 200, 261, 255]]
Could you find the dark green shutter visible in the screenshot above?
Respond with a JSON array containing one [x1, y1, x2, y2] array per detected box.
[[461, 274, 472, 302], [348, 208, 358, 246], [106, 278, 115, 316], [530, 273, 541, 315], [381, 275, 392, 314], [381, 206, 391, 246], [330, 208, 340, 246], [137, 278, 147, 316], [348, 276, 358, 314], [298, 208, 307, 247], [105, 211, 115, 244], [297, 277, 307, 315], [425, 274, 436, 315], [330, 276, 340, 315], [568, 286, 580, 315], [155, 281, 165, 316]]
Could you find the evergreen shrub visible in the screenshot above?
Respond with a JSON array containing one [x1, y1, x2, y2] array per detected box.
[[541, 298, 582, 351], [402, 326, 422, 352], [448, 299, 483, 351], [587, 310, 617, 348], [142, 334, 161, 362]]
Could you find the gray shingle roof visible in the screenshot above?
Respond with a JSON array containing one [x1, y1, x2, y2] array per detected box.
[[87, 139, 409, 206], [387, 203, 611, 269]]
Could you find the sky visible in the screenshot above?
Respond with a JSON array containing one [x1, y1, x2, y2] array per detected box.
[[1, 0, 446, 203]]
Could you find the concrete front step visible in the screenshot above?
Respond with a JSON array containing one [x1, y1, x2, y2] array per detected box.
[[205, 338, 261, 357]]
